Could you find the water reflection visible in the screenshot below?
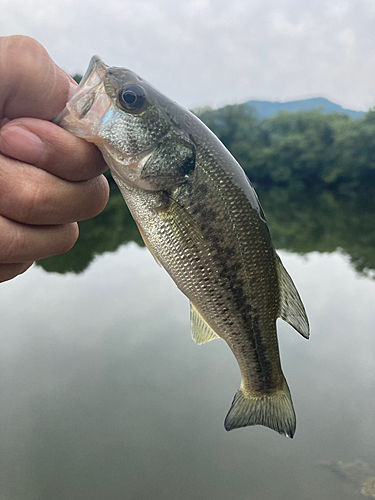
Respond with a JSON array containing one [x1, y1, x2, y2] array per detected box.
[[320, 460, 375, 497], [1, 246, 374, 499], [36, 179, 375, 279], [3, 169, 375, 499], [257, 184, 375, 277]]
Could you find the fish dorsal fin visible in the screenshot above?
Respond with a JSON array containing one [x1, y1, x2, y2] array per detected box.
[[190, 302, 221, 344], [276, 254, 310, 339]]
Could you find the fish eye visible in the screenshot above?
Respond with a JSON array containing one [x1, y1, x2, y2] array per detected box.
[[118, 84, 146, 113]]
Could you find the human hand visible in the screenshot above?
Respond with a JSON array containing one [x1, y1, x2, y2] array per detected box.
[[0, 36, 109, 283]]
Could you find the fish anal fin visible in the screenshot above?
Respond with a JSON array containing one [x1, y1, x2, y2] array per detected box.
[[224, 380, 296, 438], [276, 254, 310, 339], [190, 302, 220, 344], [135, 221, 162, 267]]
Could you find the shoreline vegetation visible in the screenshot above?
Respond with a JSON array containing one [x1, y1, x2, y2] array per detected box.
[[37, 102, 375, 277]]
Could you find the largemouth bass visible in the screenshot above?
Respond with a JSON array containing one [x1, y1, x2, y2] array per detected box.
[[58, 56, 309, 438]]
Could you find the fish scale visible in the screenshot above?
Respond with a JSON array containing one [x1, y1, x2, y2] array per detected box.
[[119, 146, 291, 418], [58, 55, 309, 437]]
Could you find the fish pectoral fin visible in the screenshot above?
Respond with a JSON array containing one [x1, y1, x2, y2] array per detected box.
[[190, 302, 221, 344], [156, 196, 205, 248], [276, 254, 310, 339], [135, 221, 162, 267]]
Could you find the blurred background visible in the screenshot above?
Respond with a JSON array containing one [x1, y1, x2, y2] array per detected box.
[[1, 2, 375, 499]]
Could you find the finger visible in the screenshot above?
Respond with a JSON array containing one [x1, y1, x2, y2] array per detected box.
[[0, 35, 76, 121], [0, 262, 34, 283], [0, 216, 79, 263], [0, 118, 107, 181], [0, 156, 109, 225]]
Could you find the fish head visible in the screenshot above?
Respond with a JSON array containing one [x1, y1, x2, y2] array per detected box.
[[58, 56, 195, 191]]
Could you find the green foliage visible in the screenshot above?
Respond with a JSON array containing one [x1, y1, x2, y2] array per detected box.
[[71, 73, 82, 84], [197, 105, 375, 192], [197, 104, 260, 153]]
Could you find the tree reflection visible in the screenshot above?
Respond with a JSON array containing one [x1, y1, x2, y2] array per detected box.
[[258, 185, 375, 277], [36, 178, 375, 278]]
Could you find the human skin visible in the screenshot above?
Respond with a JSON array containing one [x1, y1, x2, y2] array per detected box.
[[0, 36, 109, 282]]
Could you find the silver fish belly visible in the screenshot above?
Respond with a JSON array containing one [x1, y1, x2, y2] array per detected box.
[[58, 56, 310, 437]]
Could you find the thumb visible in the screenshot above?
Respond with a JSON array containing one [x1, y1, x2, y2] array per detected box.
[[0, 35, 76, 121]]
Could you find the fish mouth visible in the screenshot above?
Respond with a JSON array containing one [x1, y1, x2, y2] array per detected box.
[[55, 55, 112, 144], [79, 55, 108, 91]]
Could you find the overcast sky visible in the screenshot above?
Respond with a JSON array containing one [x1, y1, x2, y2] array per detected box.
[[2, 0, 375, 111]]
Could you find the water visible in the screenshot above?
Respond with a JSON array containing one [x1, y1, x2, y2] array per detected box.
[[1, 188, 375, 499]]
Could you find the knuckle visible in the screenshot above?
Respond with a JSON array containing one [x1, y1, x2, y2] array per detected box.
[[1, 35, 69, 121], [0, 157, 57, 225], [20, 178, 47, 223], [0, 218, 25, 263], [3, 36, 47, 74], [11, 170, 49, 224]]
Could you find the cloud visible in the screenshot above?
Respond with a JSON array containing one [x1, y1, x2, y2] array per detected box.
[[1, 0, 375, 110]]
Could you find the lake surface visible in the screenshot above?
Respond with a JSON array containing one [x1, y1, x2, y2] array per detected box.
[[1, 187, 375, 499]]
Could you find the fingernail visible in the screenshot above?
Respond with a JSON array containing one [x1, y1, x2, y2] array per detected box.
[[0, 125, 45, 164]]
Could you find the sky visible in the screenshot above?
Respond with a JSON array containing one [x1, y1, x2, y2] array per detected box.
[[1, 0, 375, 112]]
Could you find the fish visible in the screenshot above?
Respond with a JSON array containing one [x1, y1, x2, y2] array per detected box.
[[57, 56, 310, 438]]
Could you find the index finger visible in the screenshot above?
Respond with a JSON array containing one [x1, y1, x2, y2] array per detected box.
[[0, 118, 107, 181], [0, 35, 75, 121]]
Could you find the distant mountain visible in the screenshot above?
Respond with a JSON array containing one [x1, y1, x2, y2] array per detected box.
[[245, 97, 364, 120]]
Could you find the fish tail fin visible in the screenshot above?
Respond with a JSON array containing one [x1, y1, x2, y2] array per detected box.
[[224, 380, 296, 438]]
